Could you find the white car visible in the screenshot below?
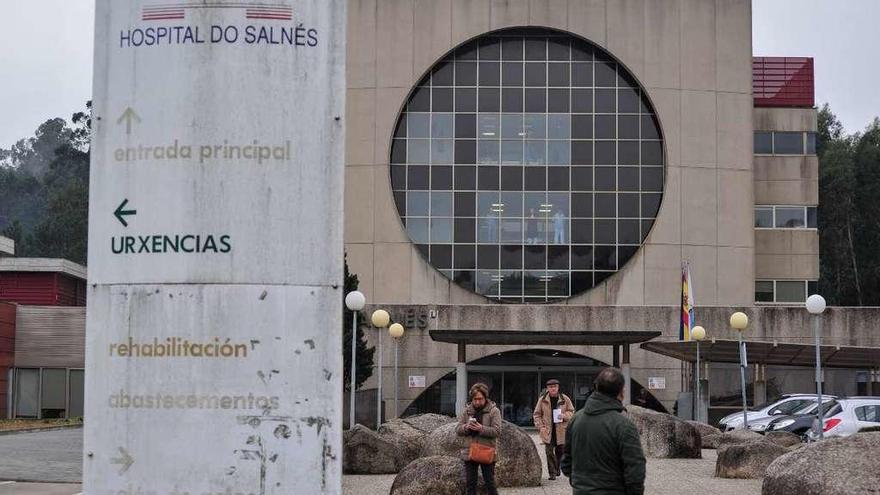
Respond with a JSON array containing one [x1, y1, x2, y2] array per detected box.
[[718, 394, 835, 432], [809, 397, 880, 439]]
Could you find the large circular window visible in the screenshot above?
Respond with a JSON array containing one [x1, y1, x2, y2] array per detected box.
[[390, 28, 665, 303]]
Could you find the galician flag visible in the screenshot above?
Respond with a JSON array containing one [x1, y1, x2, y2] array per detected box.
[[680, 262, 695, 341]]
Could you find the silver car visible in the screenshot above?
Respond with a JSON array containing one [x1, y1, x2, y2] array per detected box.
[[808, 397, 880, 439], [718, 394, 835, 432], [747, 397, 836, 434]]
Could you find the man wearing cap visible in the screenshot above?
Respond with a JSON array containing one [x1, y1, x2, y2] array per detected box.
[[532, 378, 575, 480]]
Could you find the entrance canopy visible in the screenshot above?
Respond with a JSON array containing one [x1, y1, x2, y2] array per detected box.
[[429, 330, 661, 346], [641, 339, 880, 369]]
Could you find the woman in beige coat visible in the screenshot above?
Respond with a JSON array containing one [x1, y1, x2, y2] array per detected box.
[[456, 382, 502, 495]]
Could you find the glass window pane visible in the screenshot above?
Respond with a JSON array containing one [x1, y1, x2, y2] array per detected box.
[[69, 370, 84, 418], [547, 168, 569, 191], [501, 114, 524, 138], [431, 192, 453, 216], [431, 218, 454, 243], [775, 207, 806, 228], [525, 141, 546, 165], [408, 165, 429, 189], [478, 217, 500, 243], [407, 191, 429, 216], [774, 132, 804, 154], [502, 88, 524, 112], [547, 142, 570, 165], [456, 114, 477, 138], [478, 141, 499, 164], [455, 192, 476, 216], [502, 62, 524, 86], [806, 132, 817, 154], [501, 141, 524, 165], [431, 114, 454, 138], [455, 140, 477, 164], [408, 113, 430, 137], [807, 206, 817, 228], [432, 165, 453, 190], [479, 114, 500, 138], [455, 165, 476, 189], [500, 219, 523, 243], [754, 131, 773, 154], [776, 281, 806, 303], [618, 115, 639, 139], [755, 207, 773, 228], [523, 114, 546, 138], [547, 192, 570, 218], [548, 89, 570, 113], [479, 88, 501, 112], [476, 270, 500, 295], [525, 62, 547, 86], [502, 38, 523, 60], [431, 139, 453, 164], [524, 167, 546, 190], [432, 88, 454, 112], [550, 209, 568, 244], [500, 192, 523, 218], [407, 218, 429, 244], [408, 139, 430, 164], [14, 369, 39, 418], [595, 115, 616, 139], [595, 62, 617, 87], [571, 115, 592, 139], [455, 61, 477, 85], [524, 88, 547, 112], [548, 115, 570, 139], [548, 63, 570, 86]]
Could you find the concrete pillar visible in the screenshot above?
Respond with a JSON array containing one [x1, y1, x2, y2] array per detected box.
[[869, 369, 879, 396], [456, 343, 467, 414], [622, 345, 631, 406], [697, 360, 710, 424], [753, 364, 767, 407]]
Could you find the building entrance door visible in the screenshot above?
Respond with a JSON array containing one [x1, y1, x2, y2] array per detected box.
[[469, 366, 601, 426]]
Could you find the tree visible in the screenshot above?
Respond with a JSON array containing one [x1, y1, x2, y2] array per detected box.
[[817, 105, 861, 305], [342, 255, 375, 391]]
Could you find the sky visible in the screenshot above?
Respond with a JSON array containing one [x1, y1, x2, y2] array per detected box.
[[0, 0, 878, 149]]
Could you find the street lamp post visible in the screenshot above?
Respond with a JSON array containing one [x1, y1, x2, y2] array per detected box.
[[806, 294, 827, 439], [389, 323, 405, 419], [371, 309, 391, 428], [344, 291, 366, 429], [730, 312, 750, 429], [692, 325, 706, 423]]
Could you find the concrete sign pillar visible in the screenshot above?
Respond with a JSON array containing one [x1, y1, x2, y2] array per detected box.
[[85, 2, 345, 494]]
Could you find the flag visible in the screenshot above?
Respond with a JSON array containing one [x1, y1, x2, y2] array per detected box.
[[680, 262, 695, 341]]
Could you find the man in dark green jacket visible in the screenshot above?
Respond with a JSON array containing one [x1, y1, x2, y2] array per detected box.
[[561, 368, 646, 495]]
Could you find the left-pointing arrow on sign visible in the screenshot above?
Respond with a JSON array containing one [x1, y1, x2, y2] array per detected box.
[[114, 199, 137, 227], [111, 446, 134, 475]]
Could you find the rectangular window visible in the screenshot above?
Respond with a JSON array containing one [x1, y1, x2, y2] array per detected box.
[[754, 131, 773, 154], [13, 368, 39, 418], [755, 207, 774, 228], [755, 281, 774, 303], [756, 280, 817, 304], [806, 132, 817, 154], [807, 206, 818, 228], [775, 207, 806, 228], [775, 281, 807, 303], [773, 132, 805, 154]]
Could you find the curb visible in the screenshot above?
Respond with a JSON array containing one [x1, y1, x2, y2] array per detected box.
[[0, 424, 83, 436]]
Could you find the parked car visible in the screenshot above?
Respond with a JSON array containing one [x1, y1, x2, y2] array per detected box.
[[807, 397, 880, 440], [765, 399, 839, 438], [718, 394, 835, 432]]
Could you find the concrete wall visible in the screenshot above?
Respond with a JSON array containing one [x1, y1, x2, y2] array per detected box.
[[753, 106, 820, 282], [360, 304, 880, 415], [344, 0, 756, 308]]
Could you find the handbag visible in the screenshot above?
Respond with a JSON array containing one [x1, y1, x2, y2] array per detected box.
[[468, 441, 496, 465]]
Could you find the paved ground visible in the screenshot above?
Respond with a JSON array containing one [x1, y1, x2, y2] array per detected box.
[[344, 434, 762, 495], [0, 429, 82, 483], [0, 428, 761, 495], [0, 483, 80, 495]]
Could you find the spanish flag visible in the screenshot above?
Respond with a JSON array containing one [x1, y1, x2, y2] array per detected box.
[[680, 262, 695, 341]]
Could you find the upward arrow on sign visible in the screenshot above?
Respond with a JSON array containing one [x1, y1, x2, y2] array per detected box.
[[116, 107, 141, 135]]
